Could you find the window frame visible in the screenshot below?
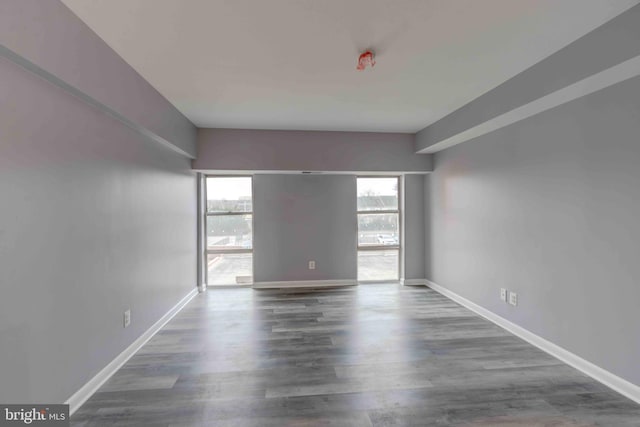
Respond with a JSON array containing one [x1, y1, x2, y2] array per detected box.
[[356, 176, 402, 282], [204, 175, 254, 286]]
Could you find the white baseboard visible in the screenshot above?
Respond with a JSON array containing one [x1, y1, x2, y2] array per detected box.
[[65, 288, 199, 415], [252, 279, 357, 289], [206, 283, 254, 288], [402, 279, 430, 287], [425, 280, 640, 405]]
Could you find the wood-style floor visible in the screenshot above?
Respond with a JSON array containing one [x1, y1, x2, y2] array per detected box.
[[72, 284, 640, 426]]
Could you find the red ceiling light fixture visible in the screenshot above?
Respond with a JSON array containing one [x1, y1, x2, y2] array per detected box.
[[356, 50, 376, 71]]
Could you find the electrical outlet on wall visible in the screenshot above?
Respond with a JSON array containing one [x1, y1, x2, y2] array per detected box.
[[124, 309, 131, 328], [500, 288, 507, 302], [308, 260, 316, 270], [509, 292, 518, 306]]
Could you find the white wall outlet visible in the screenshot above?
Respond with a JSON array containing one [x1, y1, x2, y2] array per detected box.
[[123, 309, 131, 328], [500, 288, 508, 302], [509, 292, 518, 306], [308, 260, 316, 270]]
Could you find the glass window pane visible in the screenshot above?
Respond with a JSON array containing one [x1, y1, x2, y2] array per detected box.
[[358, 250, 399, 281], [207, 253, 253, 285], [207, 215, 252, 250], [207, 177, 252, 213], [357, 177, 398, 211], [358, 213, 399, 247]]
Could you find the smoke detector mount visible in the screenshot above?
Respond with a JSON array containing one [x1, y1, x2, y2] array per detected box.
[[356, 50, 376, 71]]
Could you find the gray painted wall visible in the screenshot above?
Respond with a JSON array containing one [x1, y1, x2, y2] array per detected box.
[[423, 174, 432, 280], [253, 175, 357, 283], [416, 4, 640, 152], [0, 0, 197, 158], [253, 174, 426, 283], [404, 175, 426, 280], [428, 74, 640, 386], [194, 128, 432, 173], [0, 53, 197, 403]]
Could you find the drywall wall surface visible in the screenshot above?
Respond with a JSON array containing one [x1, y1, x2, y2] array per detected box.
[[0, 55, 197, 403], [423, 174, 432, 280], [253, 175, 357, 282], [194, 128, 432, 173], [0, 0, 197, 157], [404, 175, 426, 280], [429, 74, 640, 386], [416, 4, 640, 152]]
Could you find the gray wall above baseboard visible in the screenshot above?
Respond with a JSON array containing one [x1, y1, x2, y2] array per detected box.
[[404, 175, 426, 280], [0, 54, 197, 403], [253, 174, 357, 282], [428, 73, 640, 388], [194, 128, 432, 173]]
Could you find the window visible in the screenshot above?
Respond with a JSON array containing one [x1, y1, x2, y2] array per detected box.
[[205, 176, 253, 285], [357, 177, 400, 281]]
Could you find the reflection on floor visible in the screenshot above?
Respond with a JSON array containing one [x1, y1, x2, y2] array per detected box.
[[72, 284, 640, 426]]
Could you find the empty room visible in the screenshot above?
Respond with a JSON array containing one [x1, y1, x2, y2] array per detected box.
[[1, 1, 640, 426]]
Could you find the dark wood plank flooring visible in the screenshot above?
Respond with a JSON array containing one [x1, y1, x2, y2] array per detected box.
[[71, 284, 640, 426]]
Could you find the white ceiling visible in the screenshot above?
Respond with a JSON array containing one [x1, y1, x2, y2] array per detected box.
[[61, 0, 638, 133]]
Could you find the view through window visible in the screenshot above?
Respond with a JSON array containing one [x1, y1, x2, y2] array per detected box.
[[357, 177, 400, 281], [205, 176, 253, 285]]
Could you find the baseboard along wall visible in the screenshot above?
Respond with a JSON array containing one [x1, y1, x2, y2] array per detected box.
[[65, 288, 199, 415], [252, 279, 357, 289], [425, 280, 640, 405]]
